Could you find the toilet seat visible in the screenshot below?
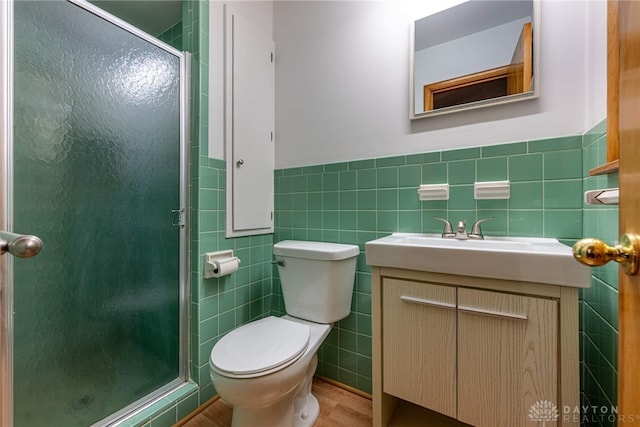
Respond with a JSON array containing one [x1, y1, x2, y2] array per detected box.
[[211, 316, 310, 379]]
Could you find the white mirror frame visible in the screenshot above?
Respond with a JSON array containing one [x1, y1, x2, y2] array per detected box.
[[409, 0, 541, 120]]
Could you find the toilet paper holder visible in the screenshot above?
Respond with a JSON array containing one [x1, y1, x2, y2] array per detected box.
[[204, 250, 241, 279]]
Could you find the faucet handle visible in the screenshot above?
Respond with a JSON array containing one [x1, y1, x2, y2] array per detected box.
[[470, 217, 494, 238], [433, 216, 454, 237]]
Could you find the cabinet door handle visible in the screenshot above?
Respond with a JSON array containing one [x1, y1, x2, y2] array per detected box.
[[458, 305, 527, 321], [400, 295, 456, 310]]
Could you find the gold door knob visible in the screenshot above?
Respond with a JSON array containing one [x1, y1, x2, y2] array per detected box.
[[572, 233, 640, 275]]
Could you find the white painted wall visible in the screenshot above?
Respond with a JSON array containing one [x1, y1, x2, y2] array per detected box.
[[273, 0, 604, 169], [584, 0, 607, 130]]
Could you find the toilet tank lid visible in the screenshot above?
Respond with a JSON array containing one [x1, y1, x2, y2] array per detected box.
[[273, 240, 359, 260]]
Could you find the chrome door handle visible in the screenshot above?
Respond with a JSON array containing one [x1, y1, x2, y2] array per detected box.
[[0, 231, 43, 258], [457, 305, 528, 320], [400, 295, 456, 310]]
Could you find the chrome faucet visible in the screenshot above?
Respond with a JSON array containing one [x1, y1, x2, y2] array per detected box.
[[469, 217, 494, 239], [433, 217, 455, 238], [455, 220, 469, 240], [434, 217, 494, 240]]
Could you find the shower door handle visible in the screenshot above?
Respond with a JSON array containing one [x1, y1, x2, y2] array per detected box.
[[0, 231, 43, 258]]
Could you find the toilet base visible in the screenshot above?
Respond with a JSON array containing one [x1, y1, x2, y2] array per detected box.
[[293, 354, 320, 426], [229, 355, 321, 427], [229, 389, 320, 427], [231, 393, 296, 427], [294, 394, 319, 427]]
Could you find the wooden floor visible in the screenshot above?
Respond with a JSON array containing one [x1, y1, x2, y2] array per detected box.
[[177, 378, 372, 427]]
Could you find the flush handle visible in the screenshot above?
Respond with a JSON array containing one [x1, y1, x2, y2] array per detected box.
[[272, 259, 285, 267], [572, 234, 640, 275]]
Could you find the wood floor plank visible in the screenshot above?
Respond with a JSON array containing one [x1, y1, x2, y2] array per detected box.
[[312, 383, 371, 421], [317, 403, 373, 427], [176, 378, 372, 427]]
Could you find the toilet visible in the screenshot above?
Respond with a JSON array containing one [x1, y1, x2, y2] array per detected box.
[[209, 240, 359, 427]]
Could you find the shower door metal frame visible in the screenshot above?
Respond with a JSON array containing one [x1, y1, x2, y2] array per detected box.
[[0, 1, 191, 425], [0, 0, 13, 425]]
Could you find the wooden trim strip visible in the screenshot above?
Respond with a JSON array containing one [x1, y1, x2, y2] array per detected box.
[[314, 375, 373, 400], [173, 395, 222, 427], [607, 0, 620, 163], [588, 159, 619, 176], [426, 64, 521, 93], [522, 22, 533, 92]]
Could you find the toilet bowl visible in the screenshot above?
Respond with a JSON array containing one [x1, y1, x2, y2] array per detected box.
[[210, 316, 330, 427], [209, 240, 359, 427]]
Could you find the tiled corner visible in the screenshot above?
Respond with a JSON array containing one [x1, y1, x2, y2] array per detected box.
[[157, 21, 183, 51], [580, 119, 619, 421], [184, 0, 273, 418]]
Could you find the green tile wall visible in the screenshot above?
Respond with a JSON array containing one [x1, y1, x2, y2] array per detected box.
[[178, 3, 275, 427], [157, 20, 183, 51], [581, 120, 619, 427], [274, 135, 585, 394], [190, 158, 274, 400], [184, 0, 272, 422]]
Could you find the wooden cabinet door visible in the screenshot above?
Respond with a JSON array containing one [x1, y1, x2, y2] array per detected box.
[[382, 279, 457, 418], [457, 288, 558, 427]]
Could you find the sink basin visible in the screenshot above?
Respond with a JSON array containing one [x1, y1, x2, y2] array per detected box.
[[365, 233, 590, 287]]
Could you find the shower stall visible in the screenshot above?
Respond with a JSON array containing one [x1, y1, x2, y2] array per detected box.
[[1, 0, 190, 425]]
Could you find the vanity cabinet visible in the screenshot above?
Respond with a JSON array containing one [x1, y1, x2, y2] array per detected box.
[[457, 288, 557, 426], [372, 267, 579, 427], [383, 279, 457, 418]]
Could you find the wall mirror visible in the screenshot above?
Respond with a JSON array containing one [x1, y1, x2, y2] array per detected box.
[[410, 0, 540, 119]]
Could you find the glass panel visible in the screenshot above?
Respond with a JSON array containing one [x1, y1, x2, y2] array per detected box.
[[12, 1, 181, 425]]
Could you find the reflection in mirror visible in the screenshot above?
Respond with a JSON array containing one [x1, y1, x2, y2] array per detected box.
[[411, 0, 538, 119]]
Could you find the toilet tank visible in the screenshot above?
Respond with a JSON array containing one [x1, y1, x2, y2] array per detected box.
[[273, 240, 359, 323]]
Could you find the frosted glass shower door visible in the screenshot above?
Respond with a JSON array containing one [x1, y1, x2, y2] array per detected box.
[[7, 1, 187, 426]]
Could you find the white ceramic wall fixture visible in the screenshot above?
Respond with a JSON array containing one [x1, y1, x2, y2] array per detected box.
[[365, 233, 591, 287]]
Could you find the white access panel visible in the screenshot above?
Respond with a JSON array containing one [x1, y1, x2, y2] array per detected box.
[[225, 5, 275, 237]]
